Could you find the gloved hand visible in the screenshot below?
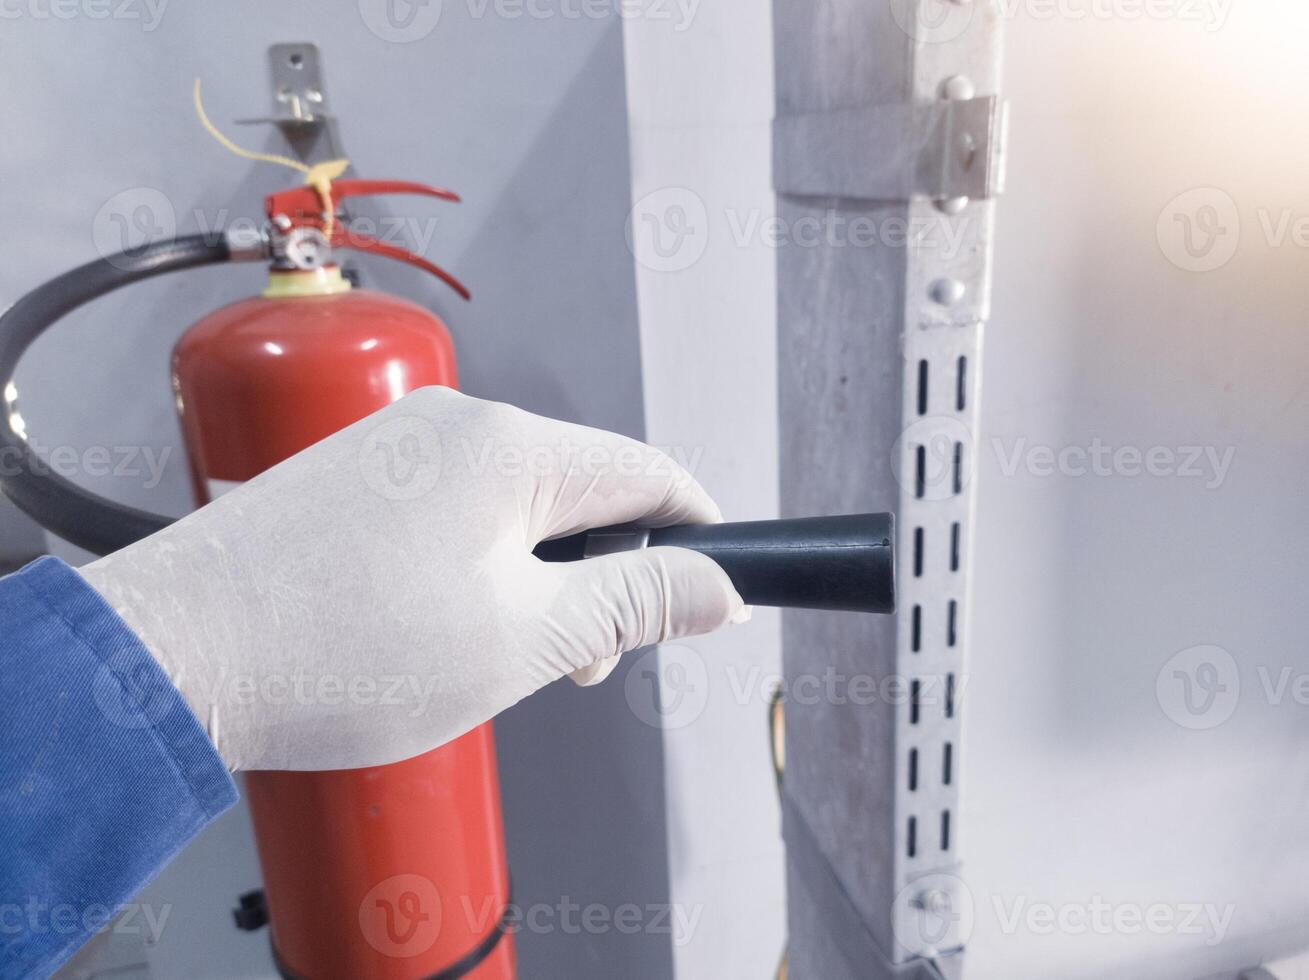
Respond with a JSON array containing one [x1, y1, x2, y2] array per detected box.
[[79, 387, 744, 771]]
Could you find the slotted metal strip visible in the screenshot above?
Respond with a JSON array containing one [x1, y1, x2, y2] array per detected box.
[[774, 2, 1005, 976]]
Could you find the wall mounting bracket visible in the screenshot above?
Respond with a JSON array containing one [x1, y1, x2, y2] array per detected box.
[[236, 43, 348, 168], [774, 96, 1007, 202]]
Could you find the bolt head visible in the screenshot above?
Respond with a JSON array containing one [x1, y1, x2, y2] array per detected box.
[[930, 278, 967, 306]]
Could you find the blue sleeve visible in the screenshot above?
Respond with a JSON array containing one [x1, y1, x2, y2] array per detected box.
[[0, 556, 238, 979]]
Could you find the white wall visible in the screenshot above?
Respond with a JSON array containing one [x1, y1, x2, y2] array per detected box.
[[966, 2, 1309, 978], [622, 4, 786, 978]]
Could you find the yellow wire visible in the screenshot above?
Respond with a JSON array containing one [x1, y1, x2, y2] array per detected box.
[[193, 78, 350, 235]]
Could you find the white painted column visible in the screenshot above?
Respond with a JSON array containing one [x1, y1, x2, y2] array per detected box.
[[621, 5, 784, 977]]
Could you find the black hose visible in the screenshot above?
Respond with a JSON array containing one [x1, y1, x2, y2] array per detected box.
[[534, 513, 896, 614], [0, 235, 232, 555]]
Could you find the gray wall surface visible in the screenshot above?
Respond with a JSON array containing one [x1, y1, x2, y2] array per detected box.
[[0, 5, 672, 978]]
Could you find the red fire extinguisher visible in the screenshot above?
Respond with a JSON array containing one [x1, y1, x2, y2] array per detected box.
[[174, 178, 514, 980], [0, 171, 513, 977]]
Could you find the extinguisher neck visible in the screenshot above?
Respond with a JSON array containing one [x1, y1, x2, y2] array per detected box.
[[262, 266, 352, 298]]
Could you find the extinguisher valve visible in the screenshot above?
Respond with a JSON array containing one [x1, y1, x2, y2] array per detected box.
[[263, 178, 471, 300]]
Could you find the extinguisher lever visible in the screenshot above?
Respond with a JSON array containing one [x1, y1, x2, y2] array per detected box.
[[265, 180, 461, 224], [328, 179, 461, 204], [332, 228, 472, 301]]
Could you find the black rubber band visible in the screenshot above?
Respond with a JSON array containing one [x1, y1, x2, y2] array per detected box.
[[270, 880, 513, 980]]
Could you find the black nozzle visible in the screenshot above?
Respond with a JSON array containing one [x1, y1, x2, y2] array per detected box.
[[533, 513, 895, 615]]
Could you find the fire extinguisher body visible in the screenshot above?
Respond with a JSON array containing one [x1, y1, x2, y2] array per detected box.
[[171, 269, 515, 980]]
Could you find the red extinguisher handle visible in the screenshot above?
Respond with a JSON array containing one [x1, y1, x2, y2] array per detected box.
[[332, 227, 472, 301], [328, 179, 461, 204], [265, 180, 461, 222]]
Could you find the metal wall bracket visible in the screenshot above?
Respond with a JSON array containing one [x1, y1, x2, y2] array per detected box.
[[774, 3, 1006, 978], [236, 43, 348, 167], [774, 96, 1007, 202]]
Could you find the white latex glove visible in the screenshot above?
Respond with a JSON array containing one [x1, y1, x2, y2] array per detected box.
[[79, 387, 743, 771]]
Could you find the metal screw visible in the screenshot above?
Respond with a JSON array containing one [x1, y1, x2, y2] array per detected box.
[[912, 889, 950, 914], [930, 278, 966, 306], [941, 75, 975, 101]]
